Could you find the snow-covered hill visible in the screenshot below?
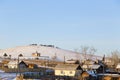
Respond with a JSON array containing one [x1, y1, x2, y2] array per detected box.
[[0, 45, 102, 61]]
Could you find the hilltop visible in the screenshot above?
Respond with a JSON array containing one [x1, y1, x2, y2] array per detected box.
[[0, 44, 102, 61]]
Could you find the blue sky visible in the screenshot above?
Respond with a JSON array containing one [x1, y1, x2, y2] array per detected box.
[[0, 0, 120, 55]]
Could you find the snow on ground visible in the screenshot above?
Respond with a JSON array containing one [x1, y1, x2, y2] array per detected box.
[[0, 45, 102, 61], [0, 72, 16, 80]]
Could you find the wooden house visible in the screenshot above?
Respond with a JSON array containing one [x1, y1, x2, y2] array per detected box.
[[32, 51, 40, 58], [104, 57, 114, 68], [7, 60, 27, 69], [82, 59, 104, 73], [54, 64, 82, 77], [97, 74, 120, 80], [7, 60, 18, 68], [81, 71, 97, 80], [23, 61, 38, 69], [1, 60, 10, 68], [19, 61, 28, 69], [82, 64, 104, 73]]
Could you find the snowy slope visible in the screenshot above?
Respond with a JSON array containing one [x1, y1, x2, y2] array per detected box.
[[0, 45, 102, 61]]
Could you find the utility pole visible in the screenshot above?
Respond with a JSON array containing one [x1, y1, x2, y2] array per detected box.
[[17, 54, 23, 76], [40, 56, 49, 76]]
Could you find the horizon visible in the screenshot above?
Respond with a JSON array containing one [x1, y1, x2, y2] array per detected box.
[[0, 0, 120, 56]]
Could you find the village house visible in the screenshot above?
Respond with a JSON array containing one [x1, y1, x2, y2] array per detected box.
[[81, 59, 105, 74], [104, 57, 114, 68], [32, 51, 40, 58], [7, 60, 18, 68], [82, 64, 104, 73], [54, 64, 82, 77], [1, 60, 10, 68], [7, 60, 27, 69], [23, 61, 38, 69], [19, 61, 28, 68], [81, 71, 97, 80], [97, 74, 120, 80], [0, 59, 3, 68]]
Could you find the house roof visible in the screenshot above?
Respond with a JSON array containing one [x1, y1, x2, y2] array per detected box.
[[7, 60, 23, 65], [86, 71, 97, 77], [66, 59, 78, 64], [116, 63, 120, 69], [84, 60, 95, 65], [23, 61, 37, 65], [82, 64, 100, 69], [2, 60, 9, 64], [7, 60, 19, 65], [55, 64, 81, 70]]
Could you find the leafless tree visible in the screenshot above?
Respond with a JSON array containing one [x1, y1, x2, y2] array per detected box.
[[74, 46, 97, 65], [74, 48, 81, 61], [80, 46, 89, 60], [88, 47, 97, 60], [80, 46, 96, 60], [111, 50, 120, 67]]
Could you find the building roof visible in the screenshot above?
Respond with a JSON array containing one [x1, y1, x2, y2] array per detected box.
[[84, 60, 95, 65], [66, 59, 78, 64], [23, 61, 36, 65], [98, 74, 120, 77], [82, 64, 100, 69], [7, 60, 19, 65], [7, 60, 24, 65], [86, 71, 96, 77], [2, 60, 9, 64], [55, 64, 81, 70]]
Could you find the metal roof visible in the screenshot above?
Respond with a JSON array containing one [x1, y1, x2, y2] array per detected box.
[[82, 64, 100, 69], [55, 64, 81, 70]]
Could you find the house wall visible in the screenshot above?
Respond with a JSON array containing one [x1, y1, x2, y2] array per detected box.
[[32, 53, 40, 57], [8, 64, 17, 69], [8, 63, 27, 69], [55, 70, 76, 77], [28, 64, 34, 68], [19, 64, 27, 68], [32, 53, 38, 57]]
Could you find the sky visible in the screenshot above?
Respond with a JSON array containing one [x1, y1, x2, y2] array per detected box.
[[0, 0, 120, 56]]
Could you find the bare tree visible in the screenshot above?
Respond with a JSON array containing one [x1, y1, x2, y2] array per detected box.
[[111, 50, 120, 68], [80, 46, 89, 60], [80, 46, 96, 60], [88, 47, 97, 60], [74, 48, 81, 62]]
